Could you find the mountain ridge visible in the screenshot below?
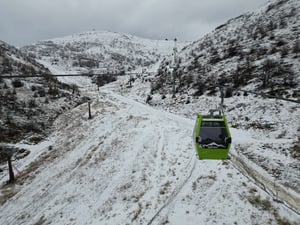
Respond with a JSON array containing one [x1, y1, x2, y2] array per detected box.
[[151, 0, 299, 99], [22, 30, 187, 75]]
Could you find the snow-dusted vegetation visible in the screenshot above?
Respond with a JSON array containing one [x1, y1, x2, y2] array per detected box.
[[22, 31, 186, 75], [151, 0, 300, 99], [0, 41, 89, 143], [0, 0, 299, 224]]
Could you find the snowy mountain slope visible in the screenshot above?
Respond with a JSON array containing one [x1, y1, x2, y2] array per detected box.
[[152, 0, 300, 99], [117, 0, 300, 211], [106, 72, 300, 211], [22, 31, 186, 74], [0, 0, 299, 224], [0, 40, 50, 76], [0, 40, 88, 143], [0, 85, 298, 225]]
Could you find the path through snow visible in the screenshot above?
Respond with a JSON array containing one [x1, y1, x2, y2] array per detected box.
[[0, 89, 299, 225]]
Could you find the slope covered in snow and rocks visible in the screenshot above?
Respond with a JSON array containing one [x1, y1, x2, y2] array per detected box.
[[140, 0, 300, 211], [152, 0, 300, 98], [0, 0, 299, 224], [0, 84, 299, 225], [0, 40, 50, 77], [23, 31, 185, 75], [0, 40, 88, 143]]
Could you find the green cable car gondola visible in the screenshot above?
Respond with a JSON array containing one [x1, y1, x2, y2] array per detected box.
[[194, 112, 232, 160]]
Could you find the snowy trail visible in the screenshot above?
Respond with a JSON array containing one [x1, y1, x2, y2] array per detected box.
[[229, 151, 300, 214], [146, 156, 196, 225], [0, 89, 299, 225], [0, 90, 196, 225], [108, 90, 300, 224]]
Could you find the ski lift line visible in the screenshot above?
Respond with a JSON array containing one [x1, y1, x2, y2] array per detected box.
[[0, 72, 155, 79], [0, 74, 107, 78], [242, 89, 300, 104], [4, 73, 297, 103], [167, 64, 299, 105], [125, 72, 156, 76], [0, 74, 111, 78], [216, 85, 300, 104]]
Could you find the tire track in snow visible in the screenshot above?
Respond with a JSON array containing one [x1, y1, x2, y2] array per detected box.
[[146, 154, 196, 225], [101, 91, 202, 224], [105, 90, 300, 218]]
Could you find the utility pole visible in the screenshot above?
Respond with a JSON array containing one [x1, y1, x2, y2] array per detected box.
[[7, 155, 15, 182], [88, 101, 92, 119], [172, 38, 178, 96], [0, 145, 15, 183]]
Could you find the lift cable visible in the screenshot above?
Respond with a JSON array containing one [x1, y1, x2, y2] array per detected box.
[[1, 73, 299, 103], [0, 71, 156, 79], [218, 85, 300, 104]]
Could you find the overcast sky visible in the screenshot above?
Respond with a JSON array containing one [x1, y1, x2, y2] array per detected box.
[[0, 0, 268, 47]]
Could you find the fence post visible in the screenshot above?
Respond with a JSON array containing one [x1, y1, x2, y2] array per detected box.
[[88, 101, 92, 119], [7, 155, 15, 183]]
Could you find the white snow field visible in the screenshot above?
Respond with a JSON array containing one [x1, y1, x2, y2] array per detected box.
[[0, 78, 299, 225]]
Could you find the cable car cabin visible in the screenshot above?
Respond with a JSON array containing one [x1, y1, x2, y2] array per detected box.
[[194, 115, 231, 160]]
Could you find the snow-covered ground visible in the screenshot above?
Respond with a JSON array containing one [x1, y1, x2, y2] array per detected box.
[[114, 74, 300, 193], [23, 30, 188, 75], [0, 76, 299, 225]]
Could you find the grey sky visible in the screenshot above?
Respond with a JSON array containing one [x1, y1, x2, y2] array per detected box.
[[0, 0, 268, 47]]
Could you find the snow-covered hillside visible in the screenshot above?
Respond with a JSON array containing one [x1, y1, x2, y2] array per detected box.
[[0, 40, 88, 142], [1, 0, 299, 224], [139, 1, 300, 206], [152, 0, 300, 99], [22, 31, 186, 74], [109, 72, 300, 205], [0, 82, 299, 224], [0, 40, 50, 76]]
